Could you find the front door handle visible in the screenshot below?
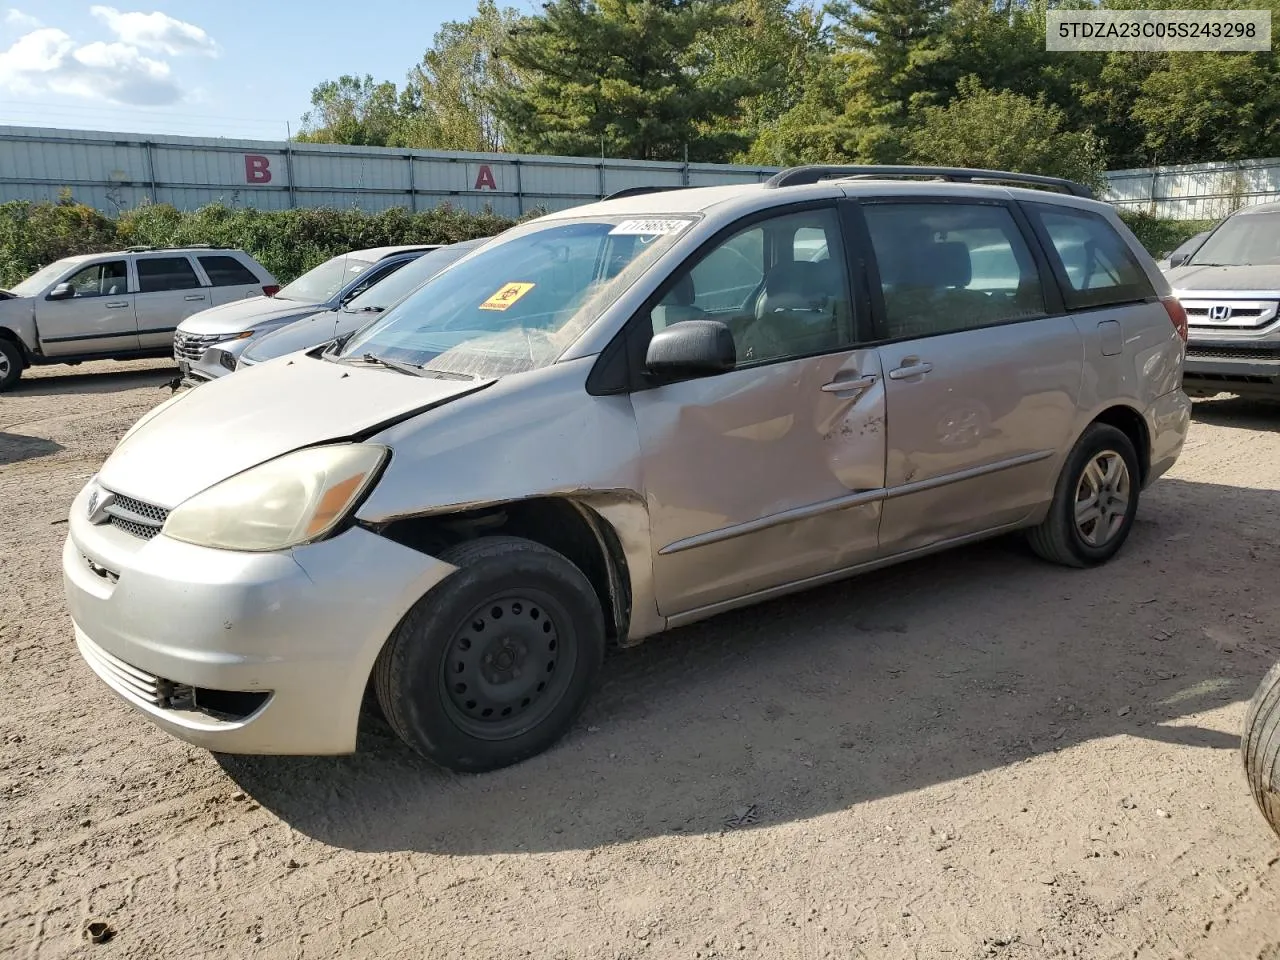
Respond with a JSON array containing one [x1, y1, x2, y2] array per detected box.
[[105, 301, 129, 309], [820, 374, 878, 393], [888, 360, 933, 380], [184, 294, 206, 301]]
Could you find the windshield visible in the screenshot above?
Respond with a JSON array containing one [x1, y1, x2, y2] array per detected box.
[[1189, 213, 1280, 266], [338, 216, 694, 378], [276, 254, 376, 303], [343, 242, 484, 314], [10, 260, 76, 297]]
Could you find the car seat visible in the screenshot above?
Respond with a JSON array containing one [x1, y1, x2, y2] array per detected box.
[[651, 273, 706, 330], [738, 259, 843, 363]]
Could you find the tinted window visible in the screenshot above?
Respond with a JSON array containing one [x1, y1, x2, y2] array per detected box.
[[344, 243, 482, 313], [62, 261, 128, 298], [137, 257, 200, 293], [1027, 205, 1153, 309], [864, 202, 1046, 340], [649, 207, 855, 366], [198, 255, 258, 286]]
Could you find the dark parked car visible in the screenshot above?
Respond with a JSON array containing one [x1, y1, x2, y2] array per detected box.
[[236, 238, 490, 371]]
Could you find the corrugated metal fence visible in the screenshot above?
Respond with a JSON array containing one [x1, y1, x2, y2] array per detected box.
[[8, 125, 1272, 224], [1104, 158, 1280, 221], [0, 125, 779, 218]]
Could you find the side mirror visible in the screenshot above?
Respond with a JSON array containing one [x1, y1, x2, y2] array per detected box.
[[47, 282, 74, 301], [645, 319, 736, 379], [1169, 251, 1192, 268]]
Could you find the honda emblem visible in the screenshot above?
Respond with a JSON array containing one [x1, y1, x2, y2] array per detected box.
[[1208, 304, 1232, 321]]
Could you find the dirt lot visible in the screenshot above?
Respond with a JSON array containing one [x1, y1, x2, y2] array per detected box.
[[1, 359, 1278, 960]]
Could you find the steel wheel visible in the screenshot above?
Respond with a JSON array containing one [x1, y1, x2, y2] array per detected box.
[[439, 589, 577, 741], [0, 350, 10, 381], [1074, 450, 1130, 547]]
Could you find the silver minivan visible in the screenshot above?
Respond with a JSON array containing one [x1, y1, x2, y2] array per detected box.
[[63, 166, 1190, 772]]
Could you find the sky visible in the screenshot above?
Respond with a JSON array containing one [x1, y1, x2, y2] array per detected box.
[[0, 0, 512, 141]]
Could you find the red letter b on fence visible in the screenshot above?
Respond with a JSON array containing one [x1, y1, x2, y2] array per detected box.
[[245, 155, 272, 184]]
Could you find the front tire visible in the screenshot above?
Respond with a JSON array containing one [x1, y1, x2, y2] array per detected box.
[[374, 536, 605, 772], [1027, 423, 1140, 567], [0, 338, 23, 392], [1243, 661, 1280, 840]]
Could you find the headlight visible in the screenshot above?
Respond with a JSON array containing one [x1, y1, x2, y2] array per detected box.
[[163, 444, 388, 551]]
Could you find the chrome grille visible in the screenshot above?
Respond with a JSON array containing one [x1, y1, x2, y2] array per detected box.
[[173, 330, 223, 363], [103, 491, 169, 540]]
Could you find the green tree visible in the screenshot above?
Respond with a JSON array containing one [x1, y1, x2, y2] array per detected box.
[[491, 0, 752, 162], [398, 1, 523, 152], [904, 77, 1106, 192], [693, 0, 827, 152], [297, 74, 403, 146], [830, 0, 952, 161]]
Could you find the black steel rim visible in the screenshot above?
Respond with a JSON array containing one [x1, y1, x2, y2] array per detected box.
[[439, 588, 576, 741]]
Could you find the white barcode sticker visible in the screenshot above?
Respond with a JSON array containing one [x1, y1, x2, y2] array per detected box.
[[609, 219, 690, 236]]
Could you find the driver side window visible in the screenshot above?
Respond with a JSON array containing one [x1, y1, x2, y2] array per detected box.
[[647, 207, 855, 367], [63, 261, 128, 298]]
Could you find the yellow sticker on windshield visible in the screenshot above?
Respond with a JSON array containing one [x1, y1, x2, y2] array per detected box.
[[479, 281, 535, 311]]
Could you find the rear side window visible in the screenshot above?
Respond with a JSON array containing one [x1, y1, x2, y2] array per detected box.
[[863, 202, 1047, 340], [137, 257, 200, 293], [1026, 205, 1153, 310], [198, 255, 258, 286]]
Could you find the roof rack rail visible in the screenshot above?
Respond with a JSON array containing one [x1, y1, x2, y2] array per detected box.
[[763, 164, 1095, 199], [125, 243, 218, 253], [604, 185, 692, 201]]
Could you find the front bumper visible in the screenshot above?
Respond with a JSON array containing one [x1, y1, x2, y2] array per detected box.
[[1182, 343, 1280, 396], [62, 482, 456, 754]]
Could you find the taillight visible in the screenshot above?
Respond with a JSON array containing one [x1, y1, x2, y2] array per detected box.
[[1162, 296, 1188, 343], [262, 284, 280, 297]]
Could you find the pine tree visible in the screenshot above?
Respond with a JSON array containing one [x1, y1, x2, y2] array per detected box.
[[492, 0, 752, 162]]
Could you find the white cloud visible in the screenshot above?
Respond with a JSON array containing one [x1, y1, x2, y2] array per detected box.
[[4, 9, 41, 30], [90, 6, 217, 57], [0, 27, 181, 105]]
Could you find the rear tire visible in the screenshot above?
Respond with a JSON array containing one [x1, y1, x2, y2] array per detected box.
[[1243, 661, 1280, 840], [0, 338, 23, 392], [1027, 422, 1140, 567], [374, 536, 605, 772]]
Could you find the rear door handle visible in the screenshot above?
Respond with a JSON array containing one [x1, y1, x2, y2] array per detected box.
[[105, 301, 129, 309], [184, 294, 206, 301], [888, 361, 933, 380], [820, 374, 878, 393]]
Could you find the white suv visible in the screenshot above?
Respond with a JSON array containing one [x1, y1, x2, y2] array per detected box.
[[0, 246, 276, 391]]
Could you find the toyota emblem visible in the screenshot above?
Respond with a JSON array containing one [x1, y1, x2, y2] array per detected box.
[[1208, 304, 1232, 321], [85, 488, 115, 524]]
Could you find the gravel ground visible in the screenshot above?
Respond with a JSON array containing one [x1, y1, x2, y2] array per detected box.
[[1, 359, 1278, 960]]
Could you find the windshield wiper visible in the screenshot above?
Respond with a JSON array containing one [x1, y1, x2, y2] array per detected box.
[[358, 352, 426, 377], [343, 305, 385, 314]]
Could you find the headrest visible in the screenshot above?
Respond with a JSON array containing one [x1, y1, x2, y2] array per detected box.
[[665, 271, 696, 306], [931, 241, 972, 288]]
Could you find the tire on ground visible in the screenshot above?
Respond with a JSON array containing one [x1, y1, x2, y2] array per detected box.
[[1242, 660, 1280, 840], [1027, 422, 1140, 568], [374, 535, 605, 773], [0, 338, 23, 392]]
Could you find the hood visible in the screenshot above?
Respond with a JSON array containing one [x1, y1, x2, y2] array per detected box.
[[176, 296, 325, 335], [1166, 263, 1280, 295], [241, 309, 346, 364], [99, 353, 491, 509]]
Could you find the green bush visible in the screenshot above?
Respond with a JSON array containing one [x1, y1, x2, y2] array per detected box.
[[1118, 211, 1217, 259], [0, 196, 1213, 290], [1, 199, 519, 288]]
